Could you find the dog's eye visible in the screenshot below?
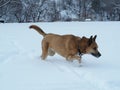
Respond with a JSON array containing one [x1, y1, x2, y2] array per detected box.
[[93, 47, 97, 50]]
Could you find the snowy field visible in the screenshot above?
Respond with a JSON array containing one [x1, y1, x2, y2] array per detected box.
[[0, 22, 120, 90]]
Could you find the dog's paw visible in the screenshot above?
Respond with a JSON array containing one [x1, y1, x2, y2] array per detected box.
[[78, 59, 81, 63], [79, 63, 83, 67], [41, 56, 46, 60], [66, 56, 72, 60]]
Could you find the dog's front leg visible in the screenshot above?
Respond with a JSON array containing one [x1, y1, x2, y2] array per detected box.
[[66, 55, 81, 63], [78, 57, 81, 63]]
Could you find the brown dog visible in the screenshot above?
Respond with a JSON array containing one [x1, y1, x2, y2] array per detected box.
[[29, 25, 101, 63]]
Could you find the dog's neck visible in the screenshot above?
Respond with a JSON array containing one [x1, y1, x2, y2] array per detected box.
[[78, 46, 83, 57], [77, 37, 89, 56]]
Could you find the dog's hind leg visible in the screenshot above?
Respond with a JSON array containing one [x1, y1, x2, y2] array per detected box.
[[41, 41, 49, 60], [48, 48, 55, 56]]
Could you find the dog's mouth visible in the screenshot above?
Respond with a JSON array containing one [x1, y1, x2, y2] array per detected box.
[[91, 52, 101, 58]]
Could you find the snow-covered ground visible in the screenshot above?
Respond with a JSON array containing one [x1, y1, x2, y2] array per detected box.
[[0, 22, 120, 90]]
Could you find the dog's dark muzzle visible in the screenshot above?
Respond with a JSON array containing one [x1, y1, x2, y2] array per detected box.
[[91, 52, 101, 58]]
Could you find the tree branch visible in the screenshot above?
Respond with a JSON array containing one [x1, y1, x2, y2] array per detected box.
[[0, 0, 10, 8]]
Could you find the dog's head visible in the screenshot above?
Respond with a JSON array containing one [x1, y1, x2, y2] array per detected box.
[[79, 35, 101, 58]]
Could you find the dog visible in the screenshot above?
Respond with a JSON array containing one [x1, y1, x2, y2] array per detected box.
[[29, 25, 101, 63]]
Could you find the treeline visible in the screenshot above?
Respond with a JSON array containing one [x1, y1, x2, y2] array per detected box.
[[0, 0, 120, 23]]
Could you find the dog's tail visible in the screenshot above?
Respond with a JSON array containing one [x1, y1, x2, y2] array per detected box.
[[29, 25, 47, 37]]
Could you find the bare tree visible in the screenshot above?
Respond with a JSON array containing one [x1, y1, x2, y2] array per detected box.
[[0, 0, 10, 21], [0, 0, 10, 8]]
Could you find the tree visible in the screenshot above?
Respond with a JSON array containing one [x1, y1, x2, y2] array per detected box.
[[1, 0, 120, 22], [92, 0, 101, 13], [0, 0, 10, 20]]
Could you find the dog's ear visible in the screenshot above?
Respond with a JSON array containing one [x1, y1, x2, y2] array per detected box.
[[93, 35, 97, 41], [88, 36, 93, 46]]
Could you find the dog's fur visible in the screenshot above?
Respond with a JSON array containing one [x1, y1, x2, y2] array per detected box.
[[29, 25, 101, 63]]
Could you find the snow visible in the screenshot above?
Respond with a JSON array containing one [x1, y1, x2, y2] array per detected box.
[[0, 22, 120, 90]]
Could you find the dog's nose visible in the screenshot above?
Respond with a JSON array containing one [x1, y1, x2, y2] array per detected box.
[[97, 52, 101, 57]]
